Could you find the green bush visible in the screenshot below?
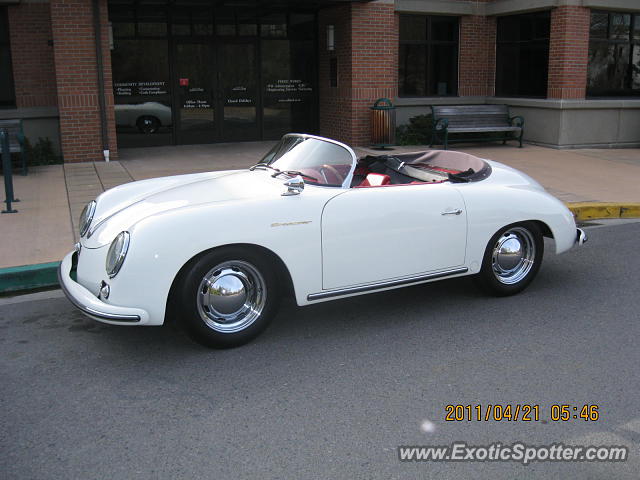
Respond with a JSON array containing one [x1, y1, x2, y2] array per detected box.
[[23, 137, 62, 166], [395, 114, 432, 145]]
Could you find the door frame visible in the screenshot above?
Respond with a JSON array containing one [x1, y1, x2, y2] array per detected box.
[[171, 38, 218, 145], [215, 37, 262, 141]]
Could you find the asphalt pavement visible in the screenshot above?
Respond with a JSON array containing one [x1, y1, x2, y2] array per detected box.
[[1, 220, 640, 479]]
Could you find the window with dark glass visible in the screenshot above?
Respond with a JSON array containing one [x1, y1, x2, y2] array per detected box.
[[261, 12, 316, 139], [398, 15, 458, 97], [0, 7, 16, 108], [495, 11, 550, 97], [108, 3, 317, 145], [109, 2, 172, 148], [587, 11, 640, 97]]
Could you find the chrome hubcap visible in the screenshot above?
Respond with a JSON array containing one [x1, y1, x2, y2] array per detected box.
[[491, 227, 536, 285], [197, 260, 266, 333]]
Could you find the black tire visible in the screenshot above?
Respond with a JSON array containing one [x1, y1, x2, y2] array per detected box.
[[136, 115, 160, 134], [474, 222, 544, 297], [177, 247, 280, 349]]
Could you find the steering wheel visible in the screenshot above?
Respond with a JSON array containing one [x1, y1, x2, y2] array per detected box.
[[319, 164, 345, 185]]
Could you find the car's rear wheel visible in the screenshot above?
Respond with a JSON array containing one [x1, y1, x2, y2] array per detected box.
[[178, 247, 280, 348], [475, 222, 543, 296], [136, 115, 160, 134]]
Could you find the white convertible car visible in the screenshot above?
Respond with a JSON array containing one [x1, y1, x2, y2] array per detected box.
[[59, 134, 586, 348]]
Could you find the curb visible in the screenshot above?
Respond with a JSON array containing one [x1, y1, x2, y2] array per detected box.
[[0, 262, 60, 294], [566, 202, 640, 221]]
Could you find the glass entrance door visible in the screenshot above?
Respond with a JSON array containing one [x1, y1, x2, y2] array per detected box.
[[174, 42, 216, 144], [218, 41, 259, 141]]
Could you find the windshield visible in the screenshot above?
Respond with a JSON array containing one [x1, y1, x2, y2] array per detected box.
[[257, 134, 355, 187]]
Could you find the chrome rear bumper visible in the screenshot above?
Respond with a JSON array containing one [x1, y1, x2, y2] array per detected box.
[[576, 228, 588, 246]]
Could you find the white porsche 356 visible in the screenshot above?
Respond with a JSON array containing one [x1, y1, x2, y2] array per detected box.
[[59, 134, 586, 348]]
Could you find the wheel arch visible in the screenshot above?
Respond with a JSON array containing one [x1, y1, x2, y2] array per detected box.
[[525, 217, 576, 254], [483, 219, 551, 250], [164, 242, 295, 324], [529, 219, 553, 239], [482, 219, 549, 254]]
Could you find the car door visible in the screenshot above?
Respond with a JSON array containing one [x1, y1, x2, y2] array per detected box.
[[321, 183, 467, 290]]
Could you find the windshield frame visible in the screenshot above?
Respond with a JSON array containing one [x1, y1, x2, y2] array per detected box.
[[257, 133, 357, 189]]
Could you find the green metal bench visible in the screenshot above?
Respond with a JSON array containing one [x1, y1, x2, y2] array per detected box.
[[0, 119, 27, 175], [429, 105, 524, 150]]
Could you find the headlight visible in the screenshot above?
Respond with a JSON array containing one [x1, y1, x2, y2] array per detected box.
[[79, 200, 96, 237], [106, 231, 130, 278]]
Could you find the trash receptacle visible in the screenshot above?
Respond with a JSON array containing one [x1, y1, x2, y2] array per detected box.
[[370, 98, 396, 149]]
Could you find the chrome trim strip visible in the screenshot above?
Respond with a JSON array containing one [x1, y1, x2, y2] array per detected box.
[[79, 200, 96, 238], [307, 267, 469, 301], [57, 262, 140, 323]]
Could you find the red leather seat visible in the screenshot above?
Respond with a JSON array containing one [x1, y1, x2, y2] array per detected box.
[[358, 173, 391, 187]]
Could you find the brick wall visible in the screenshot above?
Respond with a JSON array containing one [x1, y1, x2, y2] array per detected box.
[[318, 4, 353, 145], [459, 14, 496, 97], [547, 6, 590, 99], [350, 1, 398, 146], [50, 0, 117, 162], [7, 2, 57, 108], [318, 0, 397, 146]]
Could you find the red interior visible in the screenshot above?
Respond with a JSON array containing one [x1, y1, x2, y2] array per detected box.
[[353, 161, 464, 188]]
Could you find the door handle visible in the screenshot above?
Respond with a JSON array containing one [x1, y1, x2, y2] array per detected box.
[[441, 208, 463, 216]]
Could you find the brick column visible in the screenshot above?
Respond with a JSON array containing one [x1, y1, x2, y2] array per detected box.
[[318, 0, 398, 146], [318, 4, 353, 145], [50, 0, 117, 162], [7, 2, 58, 108], [547, 6, 591, 99], [349, 0, 398, 146], [458, 15, 496, 97]]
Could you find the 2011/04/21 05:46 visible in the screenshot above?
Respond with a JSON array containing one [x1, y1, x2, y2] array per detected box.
[[445, 404, 600, 422]]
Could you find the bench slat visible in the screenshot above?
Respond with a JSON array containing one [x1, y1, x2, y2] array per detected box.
[[448, 126, 521, 133], [433, 105, 509, 114]]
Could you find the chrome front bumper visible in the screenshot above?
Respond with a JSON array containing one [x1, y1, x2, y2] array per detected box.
[[576, 228, 588, 246], [58, 251, 149, 325]]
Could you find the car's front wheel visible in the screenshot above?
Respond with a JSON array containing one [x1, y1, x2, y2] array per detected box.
[[475, 222, 543, 296], [178, 247, 280, 348]]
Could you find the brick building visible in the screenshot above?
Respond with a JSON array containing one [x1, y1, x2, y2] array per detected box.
[[1, 0, 639, 163]]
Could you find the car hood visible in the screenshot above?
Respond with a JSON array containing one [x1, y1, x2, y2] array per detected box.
[[83, 169, 282, 248]]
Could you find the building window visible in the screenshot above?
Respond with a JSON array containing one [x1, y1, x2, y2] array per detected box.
[[496, 11, 550, 98], [0, 7, 16, 108], [587, 11, 640, 97], [108, 3, 317, 145], [109, 3, 172, 148], [398, 15, 459, 97]]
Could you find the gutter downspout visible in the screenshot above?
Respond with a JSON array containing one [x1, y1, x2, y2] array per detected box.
[[92, 0, 110, 162]]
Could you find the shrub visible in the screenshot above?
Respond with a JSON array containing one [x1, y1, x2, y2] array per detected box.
[[395, 114, 432, 145], [24, 137, 62, 166]]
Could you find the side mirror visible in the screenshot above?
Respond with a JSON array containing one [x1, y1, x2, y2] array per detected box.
[[282, 175, 305, 196]]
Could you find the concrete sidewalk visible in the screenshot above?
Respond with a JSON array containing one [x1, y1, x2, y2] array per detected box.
[[1, 141, 639, 271]]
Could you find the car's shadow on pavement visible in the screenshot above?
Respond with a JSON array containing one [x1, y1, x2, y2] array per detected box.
[[52, 275, 484, 357], [32, 239, 596, 360]]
